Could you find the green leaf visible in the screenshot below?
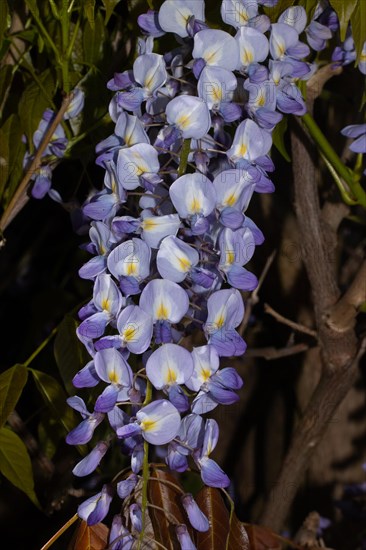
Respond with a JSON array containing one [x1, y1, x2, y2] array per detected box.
[[83, 12, 105, 66], [0, 127, 9, 201], [1, 114, 27, 207], [101, 0, 120, 23], [0, 64, 12, 113], [31, 369, 76, 435], [84, 0, 96, 29], [329, 0, 358, 41], [0, 0, 9, 39], [0, 427, 40, 507], [264, 0, 296, 22], [54, 315, 86, 395], [299, 0, 318, 19], [351, 0, 366, 63], [272, 117, 291, 162], [0, 364, 28, 427], [18, 69, 55, 149], [38, 413, 65, 459]]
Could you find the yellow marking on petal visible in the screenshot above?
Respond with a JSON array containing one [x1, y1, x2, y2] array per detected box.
[[101, 298, 110, 312], [212, 85, 223, 102], [176, 114, 191, 130], [109, 370, 119, 383], [201, 368, 211, 382], [224, 193, 237, 207], [99, 244, 106, 255], [242, 49, 254, 65], [257, 93, 266, 107], [111, 177, 117, 193], [126, 261, 137, 275], [143, 218, 157, 231], [216, 314, 225, 328], [238, 143, 247, 157], [226, 251, 235, 265], [165, 367, 177, 384], [156, 302, 169, 320], [141, 418, 157, 432], [123, 326, 136, 341], [361, 52, 366, 62], [239, 11, 249, 23], [205, 48, 219, 64], [178, 256, 191, 271], [190, 196, 201, 213]]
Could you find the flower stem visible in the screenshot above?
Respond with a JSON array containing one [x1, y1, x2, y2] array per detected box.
[[24, 326, 59, 368], [301, 113, 366, 208], [40, 514, 78, 550], [138, 379, 152, 549], [177, 138, 191, 177], [61, 0, 70, 93]]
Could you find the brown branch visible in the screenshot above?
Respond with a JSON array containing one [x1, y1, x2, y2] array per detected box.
[[264, 303, 317, 338], [326, 259, 366, 333], [245, 343, 310, 360], [259, 68, 360, 529], [0, 93, 73, 236]]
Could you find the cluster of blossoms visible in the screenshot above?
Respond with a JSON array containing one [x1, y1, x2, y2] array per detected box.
[[56, 0, 365, 547], [24, 89, 85, 200]]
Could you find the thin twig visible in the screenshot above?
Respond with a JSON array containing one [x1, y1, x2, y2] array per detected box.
[[0, 93, 74, 235], [40, 514, 78, 550], [245, 343, 310, 360], [264, 303, 317, 338], [239, 250, 277, 334]]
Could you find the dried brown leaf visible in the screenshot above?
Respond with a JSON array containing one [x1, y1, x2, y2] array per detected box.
[[68, 520, 109, 550], [227, 512, 250, 550], [195, 487, 230, 550], [147, 468, 189, 550], [246, 524, 282, 550]]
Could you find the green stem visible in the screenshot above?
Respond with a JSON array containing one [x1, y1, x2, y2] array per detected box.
[[177, 138, 191, 177], [301, 113, 366, 208], [66, 16, 81, 60], [23, 327, 58, 368], [26, 2, 61, 62], [320, 152, 358, 206], [61, 0, 70, 93], [138, 379, 152, 549]]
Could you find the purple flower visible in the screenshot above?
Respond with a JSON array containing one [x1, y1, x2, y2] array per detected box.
[[77, 484, 113, 525], [158, 0, 205, 38], [181, 493, 209, 531], [195, 419, 230, 487], [341, 124, 366, 154], [166, 96, 211, 139], [73, 441, 109, 476], [117, 473, 138, 499], [176, 524, 196, 550], [193, 29, 239, 71], [204, 288, 246, 356], [66, 396, 104, 445], [117, 399, 181, 445], [157, 235, 199, 283]]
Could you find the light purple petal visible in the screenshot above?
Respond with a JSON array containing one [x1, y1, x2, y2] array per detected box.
[[73, 441, 109, 476], [181, 493, 209, 532], [140, 279, 189, 323], [166, 96, 211, 139], [146, 343, 193, 389], [136, 399, 181, 445]]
